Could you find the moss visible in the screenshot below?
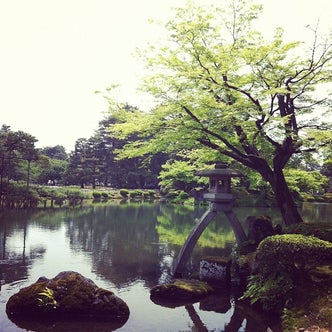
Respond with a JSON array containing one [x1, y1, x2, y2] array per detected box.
[[256, 234, 332, 278], [242, 235, 332, 318], [6, 271, 129, 322], [282, 264, 332, 331], [150, 279, 213, 302]]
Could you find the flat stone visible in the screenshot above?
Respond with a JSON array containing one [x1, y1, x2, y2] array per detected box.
[[150, 279, 213, 306]]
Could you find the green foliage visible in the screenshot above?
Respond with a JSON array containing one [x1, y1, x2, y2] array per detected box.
[[164, 190, 180, 199], [101, 192, 109, 199], [243, 234, 332, 313], [106, 0, 332, 225], [65, 189, 85, 200], [147, 190, 157, 197], [1, 182, 39, 208], [323, 193, 332, 203], [65, 188, 85, 206], [92, 192, 101, 199], [119, 189, 129, 197], [0, 126, 39, 200], [284, 169, 328, 194], [63, 111, 164, 189], [256, 235, 332, 276], [243, 274, 294, 312], [37, 287, 57, 311], [158, 160, 200, 191], [37, 157, 68, 185], [178, 191, 189, 199]]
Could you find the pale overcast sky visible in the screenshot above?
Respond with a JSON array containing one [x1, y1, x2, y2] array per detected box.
[[0, 0, 331, 151]]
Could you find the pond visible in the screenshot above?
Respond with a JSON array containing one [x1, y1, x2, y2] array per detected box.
[[0, 202, 331, 332]]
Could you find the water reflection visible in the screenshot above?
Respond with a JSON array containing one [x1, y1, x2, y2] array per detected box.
[[0, 202, 329, 331]]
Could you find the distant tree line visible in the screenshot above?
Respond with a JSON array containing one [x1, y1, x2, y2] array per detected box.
[[1, 99, 331, 205], [0, 104, 169, 194]]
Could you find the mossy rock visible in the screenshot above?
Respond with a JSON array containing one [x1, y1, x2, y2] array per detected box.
[[243, 234, 332, 318], [256, 234, 332, 277], [6, 271, 129, 325], [150, 279, 213, 306], [282, 264, 332, 331]]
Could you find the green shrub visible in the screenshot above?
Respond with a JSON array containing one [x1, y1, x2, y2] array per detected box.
[[164, 191, 179, 199], [2, 182, 39, 208], [323, 193, 332, 203], [243, 274, 294, 312], [119, 189, 129, 197], [101, 192, 109, 199], [256, 234, 332, 277], [65, 189, 84, 199], [130, 190, 144, 198], [242, 234, 332, 313], [147, 190, 156, 197], [65, 189, 84, 206], [129, 190, 137, 198], [314, 195, 325, 202], [92, 192, 101, 199], [178, 191, 189, 199]]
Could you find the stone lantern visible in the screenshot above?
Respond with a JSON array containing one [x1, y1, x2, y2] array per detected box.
[[172, 163, 247, 277], [196, 162, 243, 204]]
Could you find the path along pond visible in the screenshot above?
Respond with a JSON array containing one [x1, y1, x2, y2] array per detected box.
[[0, 202, 331, 332]]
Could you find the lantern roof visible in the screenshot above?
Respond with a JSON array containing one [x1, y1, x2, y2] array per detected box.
[[195, 163, 243, 178]]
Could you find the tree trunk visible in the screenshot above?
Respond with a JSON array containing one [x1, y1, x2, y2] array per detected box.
[[269, 170, 303, 225]]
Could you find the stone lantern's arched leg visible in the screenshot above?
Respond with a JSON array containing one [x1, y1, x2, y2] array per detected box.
[[223, 210, 247, 243], [172, 207, 217, 277]]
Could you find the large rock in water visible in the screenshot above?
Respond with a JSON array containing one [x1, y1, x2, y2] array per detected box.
[[246, 215, 276, 244], [6, 271, 129, 325]]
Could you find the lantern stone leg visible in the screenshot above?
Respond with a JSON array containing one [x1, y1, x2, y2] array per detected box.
[[172, 207, 217, 277], [223, 210, 247, 243]]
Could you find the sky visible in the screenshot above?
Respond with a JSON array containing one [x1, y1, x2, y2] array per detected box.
[[0, 0, 331, 152]]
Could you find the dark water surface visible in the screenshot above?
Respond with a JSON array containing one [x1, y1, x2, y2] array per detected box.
[[0, 202, 330, 331]]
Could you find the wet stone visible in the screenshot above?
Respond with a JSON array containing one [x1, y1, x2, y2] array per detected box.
[[150, 278, 213, 306], [199, 256, 232, 286]]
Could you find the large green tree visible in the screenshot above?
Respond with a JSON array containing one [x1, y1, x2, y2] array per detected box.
[[110, 0, 332, 225], [0, 125, 39, 204]]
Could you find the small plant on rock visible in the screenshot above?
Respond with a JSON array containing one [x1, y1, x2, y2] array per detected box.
[[37, 287, 57, 311]]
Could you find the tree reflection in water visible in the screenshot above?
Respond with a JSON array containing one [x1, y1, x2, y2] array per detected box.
[[1, 202, 324, 331]]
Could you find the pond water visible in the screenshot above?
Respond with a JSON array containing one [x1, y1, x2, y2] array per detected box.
[[0, 202, 331, 332]]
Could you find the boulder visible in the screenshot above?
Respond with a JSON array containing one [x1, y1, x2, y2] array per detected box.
[[6, 271, 129, 325], [246, 215, 275, 244]]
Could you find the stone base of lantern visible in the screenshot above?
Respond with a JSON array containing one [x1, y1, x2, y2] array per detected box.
[[199, 256, 231, 287]]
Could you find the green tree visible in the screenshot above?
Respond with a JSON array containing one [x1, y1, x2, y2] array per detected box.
[[36, 156, 68, 185], [284, 169, 328, 195], [64, 138, 99, 188], [0, 125, 40, 207], [158, 160, 200, 191], [110, 0, 332, 225], [0, 125, 39, 191], [40, 145, 68, 161]]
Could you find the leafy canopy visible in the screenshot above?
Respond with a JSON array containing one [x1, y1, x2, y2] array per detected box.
[[109, 0, 332, 177]]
